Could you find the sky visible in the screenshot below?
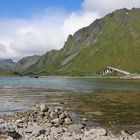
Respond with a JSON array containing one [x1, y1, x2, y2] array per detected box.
[[0, 0, 140, 61]]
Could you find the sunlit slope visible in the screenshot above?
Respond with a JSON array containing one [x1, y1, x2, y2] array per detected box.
[[24, 8, 140, 76]]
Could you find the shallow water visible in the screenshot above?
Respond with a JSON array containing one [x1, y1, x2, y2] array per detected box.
[[0, 76, 140, 132], [0, 76, 140, 92]]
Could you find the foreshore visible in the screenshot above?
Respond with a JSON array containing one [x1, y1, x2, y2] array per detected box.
[[0, 103, 139, 140], [34, 74, 140, 80]]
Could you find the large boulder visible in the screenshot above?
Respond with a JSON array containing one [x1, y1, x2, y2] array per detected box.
[[50, 112, 58, 119], [64, 118, 72, 125], [86, 128, 107, 136], [0, 124, 21, 139], [132, 131, 140, 139], [40, 104, 49, 112], [0, 134, 13, 140], [26, 124, 46, 137]]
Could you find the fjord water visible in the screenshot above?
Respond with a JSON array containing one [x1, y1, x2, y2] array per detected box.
[[0, 76, 140, 132]]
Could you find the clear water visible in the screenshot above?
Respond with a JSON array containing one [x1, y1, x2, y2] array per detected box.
[[0, 76, 140, 132], [0, 76, 140, 92]]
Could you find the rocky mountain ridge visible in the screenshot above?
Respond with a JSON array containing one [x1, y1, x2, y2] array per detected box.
[[23, 8, 140, 76]]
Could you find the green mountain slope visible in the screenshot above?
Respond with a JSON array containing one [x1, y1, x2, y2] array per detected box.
[[24, 8, 140, 76], [0, 70, 21, 76]]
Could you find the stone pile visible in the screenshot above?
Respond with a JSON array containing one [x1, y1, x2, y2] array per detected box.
[[0, 103, 139, 140]]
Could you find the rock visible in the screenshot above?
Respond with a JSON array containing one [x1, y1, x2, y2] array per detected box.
[[82, 118, 88, 121], [26, 124, 46, 136], [50, 112, 58, 119], [0, 119, 4, 123], [52, 118, 64, 125], [40, 104, 49, 112], [0, 134, 13, 140], [121, 130, 131, 138], [132, 131, 140, 139], [88, 128, 107, 136], [0, 124, 21, 139], [54, 108, 60, 113], [68, 124, 85, 134], [64, 118, 72, 125], [44, 112, 50, 119], [15, 119, 23, 124], [63, 111, 69, 117], [59, 113, 66, 119]]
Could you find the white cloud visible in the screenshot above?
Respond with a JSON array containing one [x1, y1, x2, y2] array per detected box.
[[83, 0, 140, 16], [0, 8, 98, 61], [1, 0, 139, 60], [63, 11, 98, 36]]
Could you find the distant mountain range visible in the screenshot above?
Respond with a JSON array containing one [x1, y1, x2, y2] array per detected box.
[[14, 55, 40, 72], [0, 55, 40, 76], [0, 59, 15, 70], [1, 8, 140, 76]]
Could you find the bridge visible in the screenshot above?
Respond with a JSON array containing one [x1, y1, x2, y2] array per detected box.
[[96, 66, 130, 76]]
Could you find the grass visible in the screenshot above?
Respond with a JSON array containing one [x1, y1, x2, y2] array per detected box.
[[24, 8, 140, 76]]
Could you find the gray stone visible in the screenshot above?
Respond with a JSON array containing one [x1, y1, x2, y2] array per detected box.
[[40, 104, 49, 112], [82, 118, 88, 121], [68, 124, 84, 134], [52, 118, 64, 125], [54, 108, 60, 113], [26, 124, 46, 136], [50, 112, 58, 119], [63, 111, 69, 117], [132, 131, 140, 139], [0, 134, 13, 140], [59, 113, 66, 119], [121, 130, 131, 138], [0, 124, 21, 139], [88, 128, 107, 136], [15, 119, 23, 124], [64, 118, 72, 125]]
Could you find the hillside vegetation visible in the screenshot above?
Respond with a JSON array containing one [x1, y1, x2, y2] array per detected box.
[[22, 8, 140, 76]]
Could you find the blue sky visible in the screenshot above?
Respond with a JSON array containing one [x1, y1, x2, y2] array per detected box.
[[0, 0, 83, 18]]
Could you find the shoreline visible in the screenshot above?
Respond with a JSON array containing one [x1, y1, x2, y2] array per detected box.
[[42, 75, 140, 80], [0, 103, 139, 140], [1, 74, 140, 80]]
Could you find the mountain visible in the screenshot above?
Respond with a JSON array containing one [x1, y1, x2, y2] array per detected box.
[[0, 59, 15, 70], [14, 55, 40, 72], [24, 8, 140, 76]]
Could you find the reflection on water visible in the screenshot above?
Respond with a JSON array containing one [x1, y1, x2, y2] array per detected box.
[[0, 77, 140, 132], [43, 89, 140, 132]]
